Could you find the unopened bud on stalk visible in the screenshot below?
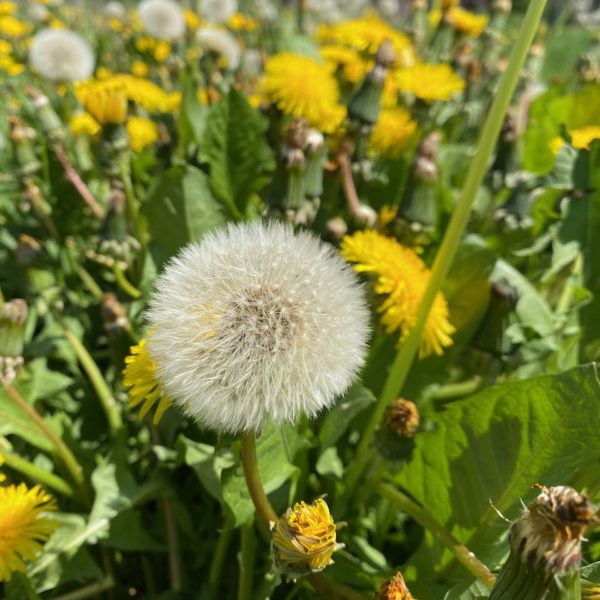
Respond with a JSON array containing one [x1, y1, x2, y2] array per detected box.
[[25, 86, 65, 143], [101, 293, 130, 336], [304, 129, 326, 199], [0, 299, 28, 384], [473, 279, 519, 357], [325, 217, 348, 242], [9, 116, 41, 179], [492, 0, 512, 12], [494, 173, 534, 230], [271, 498, 342, 580], [378, 572, 414, 599], [490, 485, 599, 600], [375, 399, 419, 461], [348, 40, 395, 125]]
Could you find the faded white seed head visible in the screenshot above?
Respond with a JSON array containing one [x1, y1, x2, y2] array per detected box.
[[196, 27, 241, 70], [200, 0, 237, 22], [138, 0, 185, 40], [28, 29, 94, 82], [147, 221, 370, 434]]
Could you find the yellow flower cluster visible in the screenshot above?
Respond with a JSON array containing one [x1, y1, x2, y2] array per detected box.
[[445, 7, 489, 37], [70, 112, 101, 136], [271, 498, 338, 577], [135, 36, 172, 63], [228, 12, 257, 32], [0, 15, 30, 38], [259, 52, 346, 133], [394, 63, 465, 102], [341, 230, 455, 358], [127, 116, 159, 152], [0, 1, 15, 15], [0, 39, 22, 75], [76, 78, 128, 124], [370, 107, 417, 157]]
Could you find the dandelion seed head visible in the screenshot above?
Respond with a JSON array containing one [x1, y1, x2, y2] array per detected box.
[[28, 28, 94, 82], [138, 0, 185, 40], [200, 0, 237, 23], [195, 27, 241, 70], [147, 221, 370, 434]]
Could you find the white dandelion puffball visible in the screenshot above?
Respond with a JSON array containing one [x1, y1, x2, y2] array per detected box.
[[200, 0, 237, 23], [138, 0, 185, 40], [147, 221, 371, 434], [104, 1, 126, 18], [28, 29, 95, 82], [195, 27, 241, 70]]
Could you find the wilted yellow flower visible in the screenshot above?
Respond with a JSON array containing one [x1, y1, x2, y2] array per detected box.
[[378, 572, 415, 599], [127, 116, 159, 152], [69, 112, 101, 136], [123, 339, 172, 424], [0, 2, 15, 16], [271, 498, 338, 578], [317, 15, 416, 68], [370, 107, 417, 157], [131, 60, 149, 77], [550, 125, 600, 154], [0, 16, 30, 38], [228, 12, 257, 32], [260, 52, 346, 133], [445, 7, 488, 37], [76, 79, 128, 124], [394, 63, 465, 102], [153, 40, 171, 62], [0, 483, 58, 582], [341, 230, 455, 357]]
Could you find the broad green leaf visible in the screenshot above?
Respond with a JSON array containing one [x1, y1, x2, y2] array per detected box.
[[540, 26, 595, 85], [141, 165, 226, 261], [177, 68, 208, 145], [201, 89, 274, 218], [444, 580, 489, 600], [395, 364, 600, 567], [104, 510, 164, 551], [316, 446, 344, 479]]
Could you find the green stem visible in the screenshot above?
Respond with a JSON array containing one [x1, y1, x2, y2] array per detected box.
[[162, 497, 182, 591], [378, 483, 496, 589], [208, 520, 234, 595], [15, 572, 41, 600], [73, 263, 104, 300], [112, 264, 142, 299], [4, 383, 90, 503], [426, 377, 483, 402], [238, 521, 256, 600], [354, 0, 549, 462], [50, 576, 114, 600], [62, 326, 123, 434], [0, 448, 74, 497]]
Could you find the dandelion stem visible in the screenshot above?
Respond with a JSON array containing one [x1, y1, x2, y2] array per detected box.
[[208, 519, 234, 594], [4, 383, 89, 503], [353, 0, 548, 462], [378, 483, 496, 589], [50, 576, 115, 600], [238, 520, 256, 600], [61, 325, 123, 434], [0, 448, 74, 497], [162, 497, 183, 591], [112, 264, 142, 299]]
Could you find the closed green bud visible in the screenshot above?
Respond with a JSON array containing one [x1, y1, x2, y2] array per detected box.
[[0, 299, 28, 384]]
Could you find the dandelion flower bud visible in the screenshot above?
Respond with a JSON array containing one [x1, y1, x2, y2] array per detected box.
[[271, 498, 341, 579], [146, 221, 370, 434], [138, 0, 185, 40], [28, 28, 94, 83], [378, 572, 414, 599]]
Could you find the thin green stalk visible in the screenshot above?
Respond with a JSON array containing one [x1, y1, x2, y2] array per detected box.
[[426, 377, 483, 402], [51, 576, 114, 600], [208, 520, 234, 595], [62, 326, 123, 434], [378, 483, 496, 589], [73, 263, 103, 300], [15, 572, 41, 600], [4, 383, 90, 503], [238, 521, 256, 600], [162, 497, 183, 591], [354, 0, 549, 462], [0, 449, 74, 497], [112, 264, 142, 299]]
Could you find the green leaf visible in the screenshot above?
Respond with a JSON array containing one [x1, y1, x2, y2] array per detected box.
[[394, 364, 600, 567], [319, 384, 376, 450], [444, 579, 489, 600], [316, 446, 344, 479], [201, 89, 275, 218], [540, 26, 595, 85], [178, 69, 208, 145], [141, 165, 226, 261]]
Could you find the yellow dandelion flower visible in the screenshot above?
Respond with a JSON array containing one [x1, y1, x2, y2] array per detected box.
[[69, 112, 101, 136], [341, 230, 455, 357], [116, 74, 177, 112], [550, 125, 600, 154], [0, 456, 5, 482], [135, 36, 155, 52], [442, 0, 460, 9], [0, 54, 22, 75], [126, 116, 159, 152], [131, 60, 149, 77], [260, 52, 346, 133], [228, 12, 257, 32], [370, 107, 417, 157], [0, 483, 58, 582], [445, 7, 488, 37], [378, 205, 398, 227], [316, 15, 416, 68], [153, 40, 171, 63], [76, 78, 128, 125], [49, 19, 66, 29], [394, 63, 465, 102], [271, 498, 338, 577], [0, 2, 15, 16], [0, 39, 11, 55], [0, 16, 30, 38], [108, 17, 124, 32], [184, 9, 201, 30], [319, 45, 368, 84], [96, 66, 113, 80], [123, 339, 172, 424]]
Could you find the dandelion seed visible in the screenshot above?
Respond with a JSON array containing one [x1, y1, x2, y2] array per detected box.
[[138, 0, 185, 40], [146, 221, 370, 434], [28, 28, 94, 82]]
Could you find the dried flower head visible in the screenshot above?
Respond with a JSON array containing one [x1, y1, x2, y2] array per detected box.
[[378, 572, 414, 599], [271, 498, 340, 578], [28, 28, 94, 82], [0, 483, 58, 582], [146, 221, 370, 433], [195, 27, 241, 70], [138, 0, 185, 40], [384, 399, 420, 438]]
